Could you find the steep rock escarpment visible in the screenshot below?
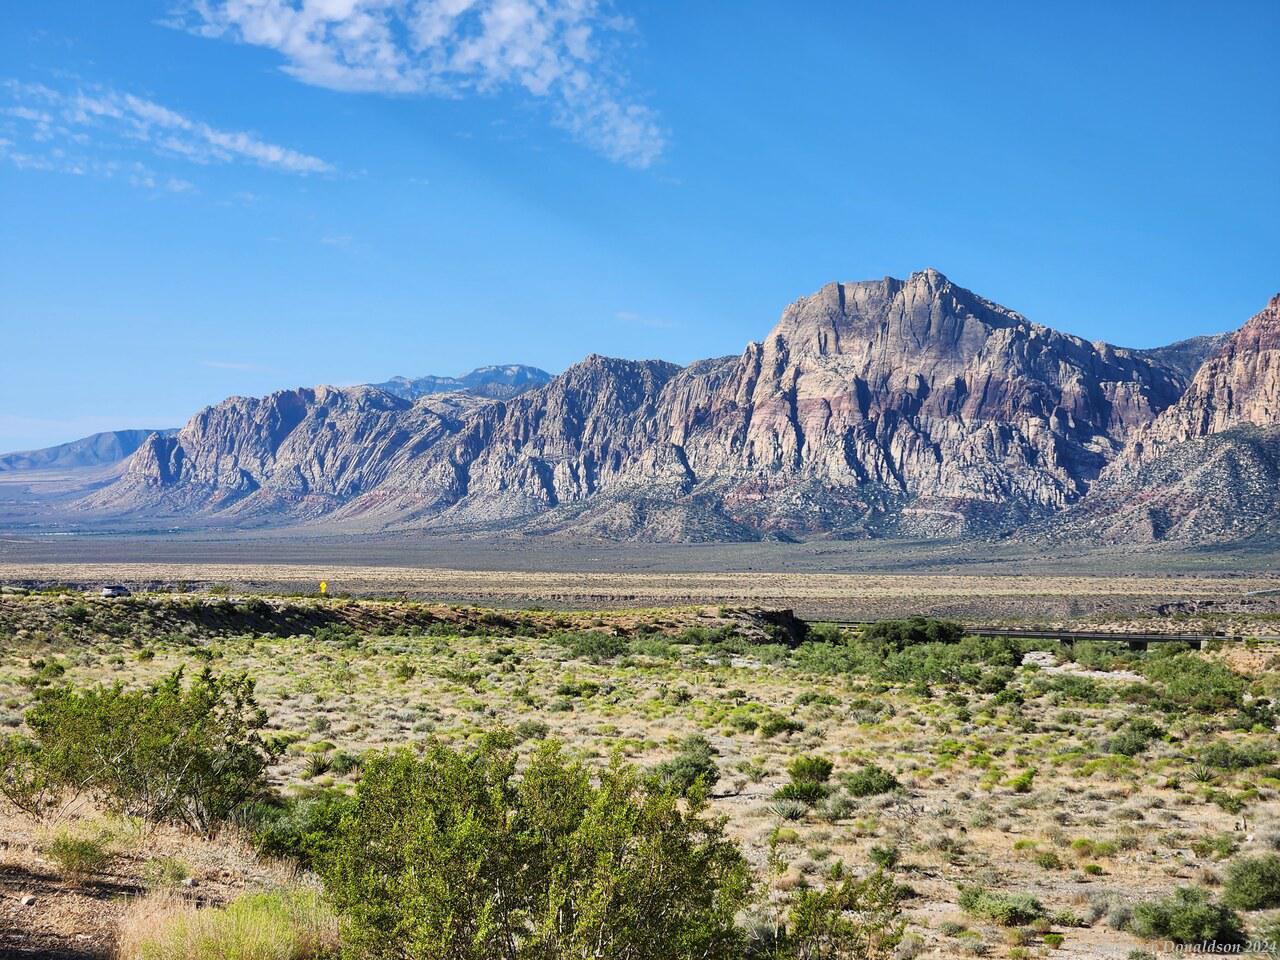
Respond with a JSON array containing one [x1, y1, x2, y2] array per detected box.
[[84, 270, 1251, 542], [1051, 294, 1280, 544], [87, 387, 484, 521], [626, 269, 1185, 537]]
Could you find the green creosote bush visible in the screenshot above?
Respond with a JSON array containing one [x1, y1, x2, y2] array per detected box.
[[555, 630, 629, 662], [781, 864, 905, 960], [841, 765, 900, 798], [514, 718, 550, 742], [860, 618, 965, 651], [1008, 769, 1037, 794], [243, 788, 354, 871], [9, 667, 274, 832], [957, 887, 1045, 926], [787, 755, 834, 784], [651, 733, 721, 795], [1222, 854, 1280, 911], [1201, 741, 1276, 770], [1129, 886, 1244, 945], [1140, 655, 1247, 713], [324, 734, 752, 960]]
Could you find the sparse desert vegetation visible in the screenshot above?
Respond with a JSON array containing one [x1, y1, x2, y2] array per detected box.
[[2, 590, 1280, 958]]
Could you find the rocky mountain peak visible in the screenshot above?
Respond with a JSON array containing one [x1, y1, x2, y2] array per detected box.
[[73, 270, 1264, 544]]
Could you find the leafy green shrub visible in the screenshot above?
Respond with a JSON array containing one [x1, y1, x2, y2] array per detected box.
[[1008, 769, 1037, 794], [1191, 833, 1239, 860], [514, 719, 550, 742], [1035, 851, 1063, 870], [115, 889, 338, 960], [957, 887, 1045, 926], [868, 844, 900, 870], [21, 667, 274, 831], [0, 734, 59, 820], [783, 866, 904, 959], [862, 618, 965, 651], [757, 711, 804, 738], [787, 755, 834, 784], [651, 734, 721, 795], [247, 789, 354, 870], [877, 635, 1022, 690], [556, 630, 629, 662], [676, 625, 740, 645], [1107, 718, 1163, 757], [324, 735, 751, 960], [46, 830, 114, 878], [1141, 655, 1246, 713], [841, 765, 899, 798], [1130, 887, 1243, 944], [1201, 741, 1276, 770], [773, 781, 828, 803], [1222, 854, 1280, 910]]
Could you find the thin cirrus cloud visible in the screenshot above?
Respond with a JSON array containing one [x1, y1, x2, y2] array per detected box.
[[175, 0, 666, 168], [0, 79, 333, 186]]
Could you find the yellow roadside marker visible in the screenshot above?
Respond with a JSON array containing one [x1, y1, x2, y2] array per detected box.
[[319, 581, 328, 596]]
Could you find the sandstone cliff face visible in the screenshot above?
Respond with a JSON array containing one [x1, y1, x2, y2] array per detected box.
[[1050, 294, 1280, 544], [334, 356, 684, 528], [84, 270, 1249, 542], [87, 387, 484, 521], [1123, 294, 1280, 461], [630, 269, 1184, 537]]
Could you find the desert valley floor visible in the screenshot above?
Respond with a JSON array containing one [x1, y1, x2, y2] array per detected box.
[[3, 541, 1280, 957]]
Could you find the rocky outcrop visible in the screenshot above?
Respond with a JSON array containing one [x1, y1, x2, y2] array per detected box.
[[1123, 295, 1280, 462], [83, 270, 1261, 542], [336, 356, 685, 528], [1132, 333, 1231, 386], [1049, 295, 1280, 544], [86, 387, 485, 521], [628, 269, 1185, 537]]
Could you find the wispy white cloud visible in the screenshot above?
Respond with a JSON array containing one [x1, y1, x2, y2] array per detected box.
[[175, 0, 665, 168], [0, 79, 333, 185]]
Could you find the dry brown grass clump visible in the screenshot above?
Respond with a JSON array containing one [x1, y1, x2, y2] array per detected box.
[[114, 888, 338, 960]]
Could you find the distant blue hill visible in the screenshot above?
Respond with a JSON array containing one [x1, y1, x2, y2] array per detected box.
[[370, 364, 553, 401], [0, 428, 178, 472]]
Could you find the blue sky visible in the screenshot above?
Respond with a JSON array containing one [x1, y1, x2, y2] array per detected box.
[[2, 1, 1278, 452]]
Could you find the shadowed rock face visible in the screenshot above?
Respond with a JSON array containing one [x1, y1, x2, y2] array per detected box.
[[80, 271, 1274, 543]]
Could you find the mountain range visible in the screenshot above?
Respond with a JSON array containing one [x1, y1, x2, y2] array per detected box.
[[15, 270, 1279, 545]]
